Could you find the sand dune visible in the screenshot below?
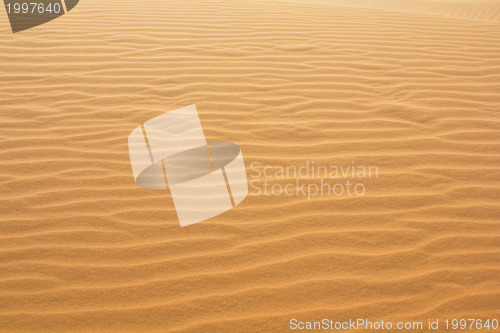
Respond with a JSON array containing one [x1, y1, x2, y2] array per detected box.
[[0, 0, 499, 332], [281, 0, 500, 22]]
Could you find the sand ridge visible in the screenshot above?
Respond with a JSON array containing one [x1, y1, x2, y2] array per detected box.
[[0, 0, 499, 332]]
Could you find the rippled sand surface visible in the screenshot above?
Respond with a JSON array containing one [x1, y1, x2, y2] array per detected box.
[[0, 0, 499, 331]]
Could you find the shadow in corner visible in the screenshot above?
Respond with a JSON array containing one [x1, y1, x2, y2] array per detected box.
[[3, 0, 79, 33]]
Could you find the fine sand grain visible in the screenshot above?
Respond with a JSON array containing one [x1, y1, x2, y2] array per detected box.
[[0, 0, 499, 332]]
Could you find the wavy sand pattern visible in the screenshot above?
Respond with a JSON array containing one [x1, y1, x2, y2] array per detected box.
[[0, 0, 499, 332]]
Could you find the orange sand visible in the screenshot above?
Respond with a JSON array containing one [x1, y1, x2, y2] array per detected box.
[[0, 0, 499, 332]]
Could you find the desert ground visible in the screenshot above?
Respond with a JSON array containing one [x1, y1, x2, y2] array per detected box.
[[0, 0, 499, 332]]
